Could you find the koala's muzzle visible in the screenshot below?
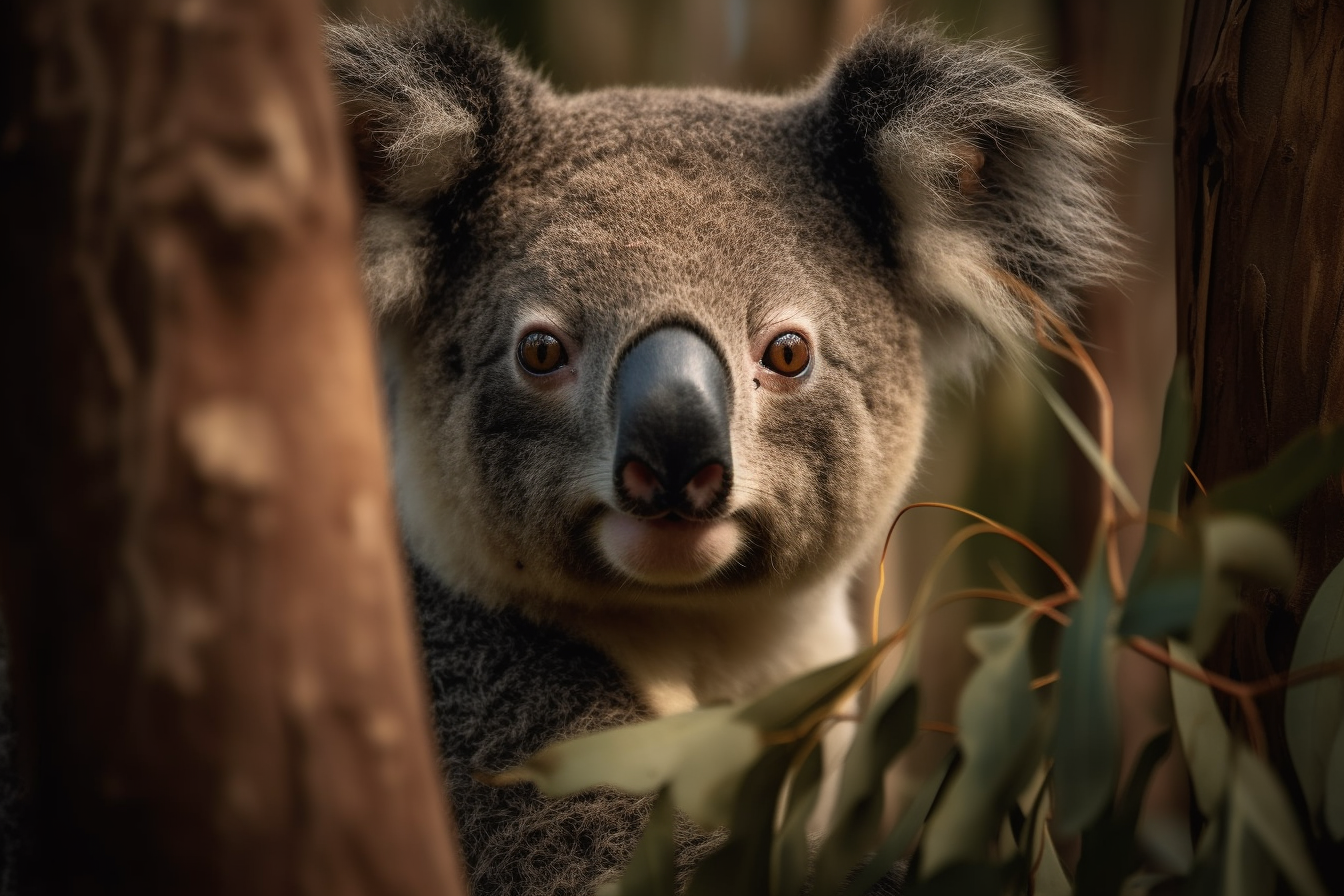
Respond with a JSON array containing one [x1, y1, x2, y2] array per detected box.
[[613, 327, 733, 519]]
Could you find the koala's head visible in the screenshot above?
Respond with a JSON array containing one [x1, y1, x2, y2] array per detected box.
[[327, 9, 1120, 617]]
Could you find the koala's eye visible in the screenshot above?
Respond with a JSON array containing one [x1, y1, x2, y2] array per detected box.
[[761, 332, 810, 377], [518, 331, 568, 375]]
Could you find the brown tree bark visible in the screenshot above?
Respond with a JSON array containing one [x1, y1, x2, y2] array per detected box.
[[0, 0, 467, 893], [1174, 0, 1344, 851]]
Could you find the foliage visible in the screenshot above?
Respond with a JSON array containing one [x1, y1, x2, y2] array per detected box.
[[496, 303, 1344, 894]]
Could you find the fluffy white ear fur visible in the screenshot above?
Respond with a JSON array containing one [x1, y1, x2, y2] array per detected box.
[[327, 12, 516, 324], [358, 206, 432, 324], [327, 20, 480, 206], [839, 23, 1125, 381]]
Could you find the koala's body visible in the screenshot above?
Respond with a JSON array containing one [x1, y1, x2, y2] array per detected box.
[[326, 7, 1120, 894]]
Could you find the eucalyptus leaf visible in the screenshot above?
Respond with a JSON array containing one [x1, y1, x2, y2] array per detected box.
[[1168, 638, 1231, 816], [685, 744, 796, 896], [1118, 566, 1202, 640], [1324, 711, 1344, 840], [740, 639, 888, 732], [1187, 577, 1239, 659], [839, 749, 956, 896], [600, 788, 676, 896], [906, 862, 1008, 896], [921, 611, 1042, 875], [1017, 773, 1069, 896], [1231, 745, 1328, 896], [771, 742, 824, 896], [1201, 513, 1296, 589], [1051, 544, 1121, 834], [1033, 822, 1073, 896], [1284, 556, 1344, 834], [496, 704, 764, 829], [1190, 514, 1295, 657], [1074, 730, 1173, 896], [1184, 813, 1226, 896], [670, 716, 776, 829], [813, 684, 919, 893], [1118, 872, 1172, 896], [1121, 365, 1196, 639], [1224, 814, 1275, 896], [1025, 363, 1141, 516], [1207, 425, 1344, 519], [1145, 359, 1193, 518]]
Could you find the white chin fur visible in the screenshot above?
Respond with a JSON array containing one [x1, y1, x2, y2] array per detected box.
[[595, 512, 742, 586]]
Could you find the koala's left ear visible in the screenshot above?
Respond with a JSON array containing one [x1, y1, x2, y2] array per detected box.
[[815, 21, 1124, 376]]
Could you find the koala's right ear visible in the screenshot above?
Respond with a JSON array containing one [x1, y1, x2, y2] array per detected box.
[[327, 10, 529, 323], [326, 9, 525, 207]]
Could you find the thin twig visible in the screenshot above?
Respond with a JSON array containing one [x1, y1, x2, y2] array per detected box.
[[930, 588, 1072, 627], [992, 268, 1128, 601]]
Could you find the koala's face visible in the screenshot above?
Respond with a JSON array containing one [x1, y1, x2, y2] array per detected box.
[[330, 11, 1120, 615]]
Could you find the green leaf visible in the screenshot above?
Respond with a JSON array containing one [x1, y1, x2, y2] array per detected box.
[[1230, 746, 1328, 896], [1190, 514, 1295, 657], [906, 863, 1009, 896], [1207, 425, 1344, 519], [1025, 363, 1141, 517], [496, 704, 763, 829], [1074, 730, 1173, 896], [1033, 822, 1073, 896], [1201, 514, 1296, 589], [1121, 364, 1197, 641], [813, 684, 919, 893], [1118, 566, 1202, 640], [1018, 773, 1071, 896], [599, 788, 676, 896], [1168, 638, 1231, 816], [921, 611, 1043, 875], [684, 744, 796, 896], [839, 749, 956, 896], [1324, 711, 1344, 840], [1224, 815, 1276, 896], [1285, 556, 1344, 834], [1184, 813, 1226, 896], [1146, 360, 1193, 518], [771, 742, 824, 896], [1051, 544, 1121, 834], [739, 639, 888, 732]]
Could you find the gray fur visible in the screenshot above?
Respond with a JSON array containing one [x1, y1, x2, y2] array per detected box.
[[324, 6, 1122, 894], [411, 564, 721, 893], [0, 9, 1126, 895]]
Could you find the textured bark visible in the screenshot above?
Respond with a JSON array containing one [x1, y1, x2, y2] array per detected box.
[[0, 1, 467, 893], [1174, 0, 1344, 844]]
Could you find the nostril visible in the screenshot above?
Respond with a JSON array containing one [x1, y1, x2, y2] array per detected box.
[[684, 462, 727, 512], [620, 459, 663, 504]]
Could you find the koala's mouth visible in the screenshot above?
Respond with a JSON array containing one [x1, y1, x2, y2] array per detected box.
[[594, 509, 742, 588]]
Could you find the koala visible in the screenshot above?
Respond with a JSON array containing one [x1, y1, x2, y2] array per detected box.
[[322, 5, 1121, 893], [320, 7, 1124, 893]]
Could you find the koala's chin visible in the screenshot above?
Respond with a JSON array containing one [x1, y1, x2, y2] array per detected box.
[[594, 514, 743, 587]]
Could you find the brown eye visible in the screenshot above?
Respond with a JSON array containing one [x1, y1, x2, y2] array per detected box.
[[518, 331, 568, 375], [762, 332, 810, 377]]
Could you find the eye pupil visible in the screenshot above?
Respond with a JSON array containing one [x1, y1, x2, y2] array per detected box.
[[518, 331, 567, 375], [762, 332, 809, 377]]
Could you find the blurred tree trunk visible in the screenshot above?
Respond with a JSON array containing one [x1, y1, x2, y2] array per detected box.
[[1174, 0, 1344, 864], [0, 0, 467, 893]]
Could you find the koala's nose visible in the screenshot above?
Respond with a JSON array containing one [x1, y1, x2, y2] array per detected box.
[[613, 327, 733, 518]]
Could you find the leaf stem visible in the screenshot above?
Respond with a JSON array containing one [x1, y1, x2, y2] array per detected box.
[[992, 268, 1129, 602]]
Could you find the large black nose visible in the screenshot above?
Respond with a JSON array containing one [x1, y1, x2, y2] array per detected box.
[[613, 327, 733, 518]]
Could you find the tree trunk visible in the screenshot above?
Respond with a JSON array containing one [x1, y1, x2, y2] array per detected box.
[[0, 1, 467, 893], [1174, 0, 1344, 862]]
